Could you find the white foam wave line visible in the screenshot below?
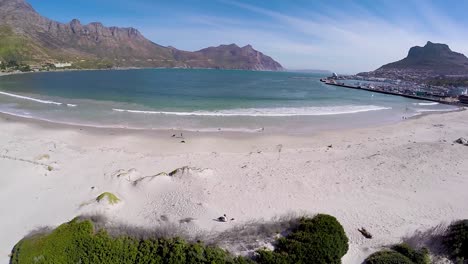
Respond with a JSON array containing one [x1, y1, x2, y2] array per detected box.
[[415, 108, 458, 112], [414, 102, 439, 106], [0, 110, 261, 133], [0, 91, 62, 105], [112, 105, 392, 117], [67, 104, 78, 107]]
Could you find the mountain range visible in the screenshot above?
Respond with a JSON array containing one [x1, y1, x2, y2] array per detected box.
[[359, 41, 468, 79], [0, 0, 283, 70]]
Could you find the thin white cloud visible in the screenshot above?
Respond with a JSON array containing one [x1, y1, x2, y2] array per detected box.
[[133, 0, 468, 73], [206, 0, 468, 73]]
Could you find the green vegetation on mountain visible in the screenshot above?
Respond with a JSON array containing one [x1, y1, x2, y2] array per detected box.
[[0, 25, 26, 62], [10, 214, 349, 264], [0, 0, 283, 70], [428, 77, 468, 88]]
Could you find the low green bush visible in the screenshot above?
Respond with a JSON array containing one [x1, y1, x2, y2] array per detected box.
[[444, 220, 468, 263], [392, 244, 430, 264], [256, 214, 349, 264], [11, 214, 350, 264], [365, 243, 430, 264], [365, 250, 414, 264], [11, 218, 251, 264]]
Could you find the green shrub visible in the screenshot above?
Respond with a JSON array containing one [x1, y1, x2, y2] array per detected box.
[[392, 244, 430, 264], [11, 218, 252, 264], [256, 214, 349, 264], [18, 64, 32, 72], [365, 244, 430, 264], [256, 250, 290, 264], [11, 215, 349, 264], [365, 251, 414, 264], [444, 220, 468, 263]]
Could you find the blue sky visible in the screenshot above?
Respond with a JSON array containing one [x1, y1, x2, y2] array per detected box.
[[28, 0, 468, 73]]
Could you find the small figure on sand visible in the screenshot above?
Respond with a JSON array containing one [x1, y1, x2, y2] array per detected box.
[[218, 214, 228, 222], [216, 214, 235, 222], [358, 227, 373, 239]]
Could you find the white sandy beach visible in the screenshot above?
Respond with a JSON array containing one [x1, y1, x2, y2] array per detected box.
[[0, 110, 467, 263]]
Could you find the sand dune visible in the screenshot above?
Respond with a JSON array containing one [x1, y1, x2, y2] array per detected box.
[[0, 110, 467, 263]]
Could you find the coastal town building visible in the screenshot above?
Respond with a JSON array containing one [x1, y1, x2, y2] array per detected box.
[[54, 62, 72, 68]]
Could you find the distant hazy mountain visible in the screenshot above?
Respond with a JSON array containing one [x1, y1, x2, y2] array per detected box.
[[359, 41, 468, 79], [0, 0, 283, 70], [170, 44, 283, 71]]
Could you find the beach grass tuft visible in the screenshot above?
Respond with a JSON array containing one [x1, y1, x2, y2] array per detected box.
[[96, 192, 120, 205]]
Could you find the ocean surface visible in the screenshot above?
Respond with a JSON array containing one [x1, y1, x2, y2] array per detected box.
[[0, 69, 458, 133]]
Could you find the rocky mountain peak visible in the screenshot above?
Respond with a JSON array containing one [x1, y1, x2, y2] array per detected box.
[[89, 22, 104, 29], [0, 0, 283, 71], [70, 19, 81, 26], [0, 0, 27, 5], [0, 0, 33, 12], [359, 41, 468, 78], [407, 41, 460, 60], [424, 41, 449, 49]]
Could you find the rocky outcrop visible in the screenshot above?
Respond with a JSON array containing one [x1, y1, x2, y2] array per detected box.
[[0, 0, 283, 70]]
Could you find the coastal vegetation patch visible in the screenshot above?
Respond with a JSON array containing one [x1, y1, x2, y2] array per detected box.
[[444, 220, 468, 263], [365, 243, 430, 264], [255, 214, 348, 264], [10, 218, 251, 264], [366, 219, 468, 264], [10, 214, 349, 264], [0, 25, 29, 64]]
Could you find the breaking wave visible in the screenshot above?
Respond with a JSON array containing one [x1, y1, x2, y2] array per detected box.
[[414, 102, 439, 106], [113, 105, 392, 117], [0, 91, 77, 107]]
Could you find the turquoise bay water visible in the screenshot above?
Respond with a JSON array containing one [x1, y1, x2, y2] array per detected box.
[[0, 69, 458, 133]]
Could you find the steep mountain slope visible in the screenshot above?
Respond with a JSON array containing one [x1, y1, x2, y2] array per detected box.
[[380, 41, 468, 74], [0, 0, 283, 70], [360, 41, 468, 79]]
